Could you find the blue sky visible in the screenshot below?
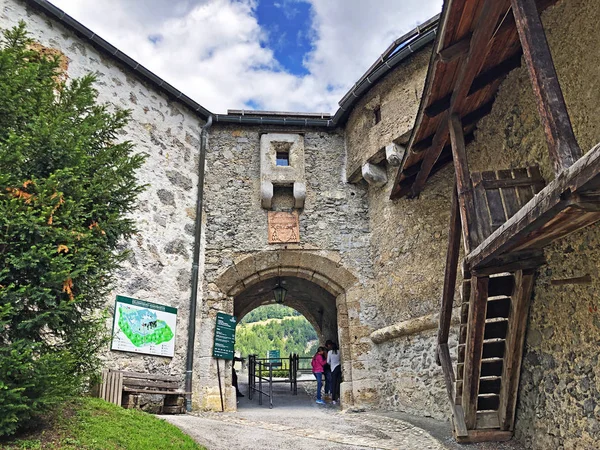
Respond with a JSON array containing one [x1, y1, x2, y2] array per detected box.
[[49, 0, 442, 114]]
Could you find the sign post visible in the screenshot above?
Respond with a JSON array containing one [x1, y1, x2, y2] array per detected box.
[[212, 312, 236, 411]]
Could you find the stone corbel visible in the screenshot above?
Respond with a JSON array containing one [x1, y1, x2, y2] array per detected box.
[[293, 182, 306, 209], [261, 181, 273, 209], [385, 143, 406, 167], [362, 162, 387, 187]]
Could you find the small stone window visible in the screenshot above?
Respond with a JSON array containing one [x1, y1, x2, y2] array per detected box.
[[273, 141, 292, 167], [276, 151, 289, 166], [373, 106, 381, 125]]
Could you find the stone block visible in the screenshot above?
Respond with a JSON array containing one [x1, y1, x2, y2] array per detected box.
[[362, 162, 387, 187]]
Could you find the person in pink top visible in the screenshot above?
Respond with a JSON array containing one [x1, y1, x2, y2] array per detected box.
[[311, 346, 327, 404]]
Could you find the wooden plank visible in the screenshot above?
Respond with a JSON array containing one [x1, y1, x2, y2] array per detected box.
[[100, 369, 108, 401], [457, 430, 513, 443], [471, 249, 545, 276], [438, 184, 463, 349], [449, 114, 480, 251], [497, 170, 520, 218], [123, 388, 191, 395], [498, 271, 535, 430], [472, 172, 492, 240], [438, 36, 471, 63], [512, 168, 535, 206], [438, 343, 469, 437], [122, 378, 180, 390], [463, 276, 489, 428], [481, 171, 507, 230], [116, 372, 123, 409], [476, 411, 501, 429], [409, 117, 448, 198], [482, 175, 539, 190], [511, 0, 582, 174], [117, 371, 181, 382]]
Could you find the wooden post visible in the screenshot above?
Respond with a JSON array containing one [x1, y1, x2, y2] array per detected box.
[[437, 184, 462, 353], [511, 0, 582, 174], [449, 114, 481, 252], [498, 270, 535, 430], [462, 275, 489, 429], [438, 343, 469, 437]]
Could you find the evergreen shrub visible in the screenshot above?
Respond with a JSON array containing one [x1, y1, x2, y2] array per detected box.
[[0, 23, 146, 436]]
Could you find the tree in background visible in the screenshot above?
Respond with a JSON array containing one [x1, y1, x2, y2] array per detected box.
[[0, 23, 146, 436]]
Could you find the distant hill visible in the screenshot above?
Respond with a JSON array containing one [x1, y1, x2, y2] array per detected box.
[[236, 305, 318, 358]]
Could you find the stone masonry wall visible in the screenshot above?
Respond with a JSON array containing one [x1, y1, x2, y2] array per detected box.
[[1, 1, 203, 380], [464, 0, 600, 447], [344, 47, 457, 420], [345, 47, 431, 180], [194, 124, 378, 409]]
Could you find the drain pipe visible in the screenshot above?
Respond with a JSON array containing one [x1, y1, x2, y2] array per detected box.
[[185, 115, 213, 412]]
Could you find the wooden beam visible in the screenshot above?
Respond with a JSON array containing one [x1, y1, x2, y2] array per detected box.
[[425, 53, 522, 118], [438, 184, 462, 350], [438, 343, 469, 437], [550, 274, 592, 286], [498, 270, 535, 430], [511, 0, 582, 174], [449, 114, 481, 252], [408, 0, 509, 197], [471, 249, 545, 276], [463, 276, 489, 429], [438, 37, 471, 63]]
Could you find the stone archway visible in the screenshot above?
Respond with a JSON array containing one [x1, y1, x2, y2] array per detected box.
[[193, 249, 361, 412]]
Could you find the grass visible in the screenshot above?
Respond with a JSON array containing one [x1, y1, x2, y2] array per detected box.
[[0, 398, 203, 450]]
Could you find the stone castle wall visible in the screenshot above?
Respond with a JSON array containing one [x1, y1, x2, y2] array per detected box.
[[464, 0, 600, 447], [345, 48, 431, 179], [343, 45, 456, 420], [1, 0, 203, 379]]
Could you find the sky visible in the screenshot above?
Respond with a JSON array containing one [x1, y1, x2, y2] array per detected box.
[[49, 0, 442, 114]]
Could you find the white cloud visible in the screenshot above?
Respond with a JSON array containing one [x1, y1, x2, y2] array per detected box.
[[49, 0, 441, 114]]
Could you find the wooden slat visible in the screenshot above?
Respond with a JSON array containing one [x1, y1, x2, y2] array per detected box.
[[463, 276, 489, 428], [472, 172, 492, 240], [481, 171, 506, 231], [116, 372, 123, 408], [512, 168, 535, 206], [123, 388, 191, 395], [476, 411, 500, 429], [498, 270, 535, 430], [438, 343, 469, 437], [122, 378, 180, 390], [449, 114, 481, 251], [438, 184, 463, 349], [511, 0, 582, 174], [438, 36, 471, 63], [117, 371, 181, 382], [497, 170, 520, 218], [100, 369, 108, 401]]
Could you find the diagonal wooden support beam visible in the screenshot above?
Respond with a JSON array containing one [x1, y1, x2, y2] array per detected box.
[[437, 184, 462, 353], [409, 0, 510, 198], [511, 0, 582, 174]]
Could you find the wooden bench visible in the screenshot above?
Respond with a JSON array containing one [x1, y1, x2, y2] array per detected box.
[[100, 370, 189, 414]]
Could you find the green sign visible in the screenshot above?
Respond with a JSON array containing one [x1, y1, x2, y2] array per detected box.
[[267, 349, 281, 367], [213, 312, 236, 360]]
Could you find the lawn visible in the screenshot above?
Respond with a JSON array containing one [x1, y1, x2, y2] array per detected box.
[[0, 398, 203, 450]]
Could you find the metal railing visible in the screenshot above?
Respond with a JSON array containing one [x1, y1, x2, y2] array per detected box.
[[247, 353, 314, 407]]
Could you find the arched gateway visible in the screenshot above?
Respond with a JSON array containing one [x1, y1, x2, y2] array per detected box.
[[192, 249, 360, 411]]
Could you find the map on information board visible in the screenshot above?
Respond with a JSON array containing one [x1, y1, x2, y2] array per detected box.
[[111, 295, 177, 357]]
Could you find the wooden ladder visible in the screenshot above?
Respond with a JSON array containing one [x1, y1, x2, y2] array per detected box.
[[437, 159, 546, 442]]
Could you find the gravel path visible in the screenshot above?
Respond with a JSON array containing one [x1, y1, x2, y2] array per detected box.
[[162, 379, 524, 450]]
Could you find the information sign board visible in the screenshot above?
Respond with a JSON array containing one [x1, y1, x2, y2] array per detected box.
[[111, 295, 177, 357], [213, 312, 236, 360]]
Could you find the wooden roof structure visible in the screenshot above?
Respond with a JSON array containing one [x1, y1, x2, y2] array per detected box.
[[391, 0, 558, 199]]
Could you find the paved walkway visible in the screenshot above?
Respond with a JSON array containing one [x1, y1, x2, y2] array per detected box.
[[162, 379, 523, 450]]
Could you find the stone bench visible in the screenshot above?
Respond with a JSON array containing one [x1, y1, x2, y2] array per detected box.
[[100, 370, 189, 414]]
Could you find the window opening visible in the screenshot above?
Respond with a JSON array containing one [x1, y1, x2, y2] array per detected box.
[[276, 151, 290, 166], [373, 106, 381, 124]]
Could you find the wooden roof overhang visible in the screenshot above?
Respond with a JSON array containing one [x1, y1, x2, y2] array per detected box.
[[391, 0, 557, 200]]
